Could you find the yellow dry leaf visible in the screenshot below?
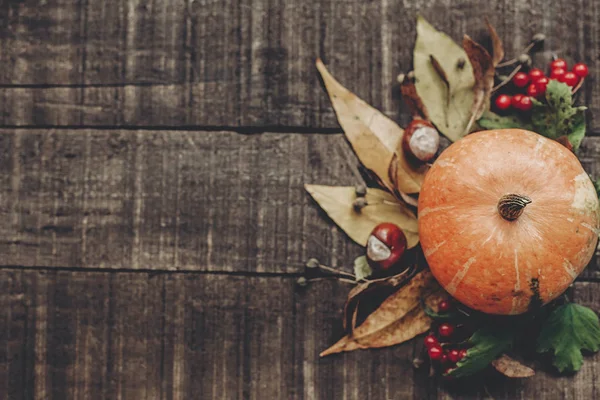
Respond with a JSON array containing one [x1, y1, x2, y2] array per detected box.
[[305, 185, 419, 248], [492, 354, 535, 378], [320, 270, 447, 356], [414, 16, 475, 142], [316, 59, 426, 194]]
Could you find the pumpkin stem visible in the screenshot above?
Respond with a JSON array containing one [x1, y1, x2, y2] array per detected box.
[[498, 194, 532, 221]]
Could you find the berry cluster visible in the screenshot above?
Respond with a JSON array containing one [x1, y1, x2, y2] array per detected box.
[[494, 59, 589, 112], [424, 300, 468, 376]]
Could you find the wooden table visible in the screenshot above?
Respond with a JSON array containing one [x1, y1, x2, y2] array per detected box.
[[1, 1, 600, 398]]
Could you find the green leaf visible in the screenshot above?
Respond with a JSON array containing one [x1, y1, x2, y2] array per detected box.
[[545, 79, 574, 109], [447, 327, 514, 378], [567, 109, 587, 151], [530, 80, 587, 149], [413, 16, 475, 142], [594, 178, 600, 198], [536, 303, 600, 373], [477, 111, 533, 131], [353, 256, 372, 281]]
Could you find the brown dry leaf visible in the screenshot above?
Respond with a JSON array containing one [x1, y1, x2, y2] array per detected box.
[[316, 59, 426, 194], [320, 270, 447, 356], [305, 185, 419, 248], [392, 153, 429, 198], [463, 35, 495, 133], [485, 17, 504, 66], [492, 354, 535, 378], [387, 154, 427, 205], [414, 16, 475, 142], [400, 74, 429, 120], [399, 192, 419, 207], [343, 267, 415, 331]]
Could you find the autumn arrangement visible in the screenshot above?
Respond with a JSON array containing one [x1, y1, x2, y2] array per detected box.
[[304, 16, 600, 379]]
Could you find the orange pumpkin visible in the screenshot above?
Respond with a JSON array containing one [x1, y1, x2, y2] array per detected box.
[[418, 129, 599, 315]]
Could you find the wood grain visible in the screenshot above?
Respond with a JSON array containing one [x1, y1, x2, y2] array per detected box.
[[1, 0, 600, 130], [0, 129, 364, 272], [1, 129, 600, 278], [0, 269, 597, 400]]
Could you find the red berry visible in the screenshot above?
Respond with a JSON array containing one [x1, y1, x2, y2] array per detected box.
[[494, 94, 512, 111], [550, 67, 567, 82], [550, 58, 567, 70], [573, 63, 589, 78], [459, 349, 468, 359], [438, 300, 452, 313], [526, 83, 540, 98], [438, 323, 454, 338], [442, 366, 456, 378], [511, 94, 524, 108], [428, 345, 443, 361], [518, 96, 533, 111], [424, 334, 438, 349], [441, 352, 449, 364], [448, 349, 462, 363], [367, 223, 407, 274], [563, 71, 579, 87], [535, 77, 550, 94], [512, 72, 529, 88], [528, 68, 545, 81]]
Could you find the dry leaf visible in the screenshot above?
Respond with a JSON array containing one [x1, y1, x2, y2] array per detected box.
[[343, 267, 415, 331], [400, 74, 429, 120], [316, 59, 425, 194], [321, 270, 447, 356], [387, 153, 428, 201], [485, 17, 504, 66], [399, 191, 419, 207], [492, 354, 535, 378], [429, 55, 451, 115], [463, 35, 495, 133], [414, 16, 475, 142], [305, 185, 419, 248]]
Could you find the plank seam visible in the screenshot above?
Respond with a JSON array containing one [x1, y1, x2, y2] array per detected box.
[[0, 264, 599, 283]]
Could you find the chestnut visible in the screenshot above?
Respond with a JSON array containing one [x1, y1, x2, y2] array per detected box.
[[366, 222, 407, 274], [402, 119, 440, 163]]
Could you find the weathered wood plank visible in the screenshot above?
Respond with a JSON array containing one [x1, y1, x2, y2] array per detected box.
[[1, 129, 600, 278], [0, 129, 364, 272], [1, 270, 598, 399], [1, 0, 599, 129]]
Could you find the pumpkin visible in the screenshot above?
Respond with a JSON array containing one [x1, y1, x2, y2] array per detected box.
[[418, 129, 599, 315]]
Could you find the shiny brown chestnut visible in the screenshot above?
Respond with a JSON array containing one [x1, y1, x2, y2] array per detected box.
[[366, 222, 407, 274]]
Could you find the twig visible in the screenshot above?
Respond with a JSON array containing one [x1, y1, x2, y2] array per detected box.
[[572, 77, 585, 95], [483, 384, 496, 400], [492, 64, 522, 93], [317, 263, 356, 279], [496, 42, 537, 68], [308, 277, 357, 285]]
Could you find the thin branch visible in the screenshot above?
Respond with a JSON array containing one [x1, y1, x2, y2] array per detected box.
[[492, 64, 522, 93]]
